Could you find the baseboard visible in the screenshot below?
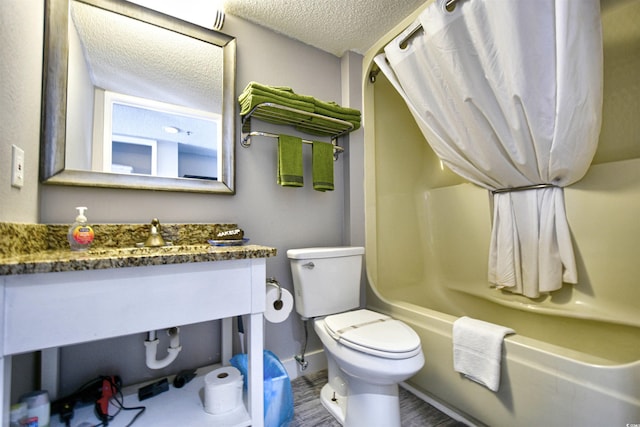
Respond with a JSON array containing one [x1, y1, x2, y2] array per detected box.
[[281, 349, 327, 381]]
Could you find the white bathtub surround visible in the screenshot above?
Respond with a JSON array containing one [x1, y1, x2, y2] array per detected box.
[[375, 0, 603, 298], [452, 317, 514, 392], [363, 0, 640, 423]]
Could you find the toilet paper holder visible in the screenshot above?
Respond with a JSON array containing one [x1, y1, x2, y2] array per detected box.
[[267, 277, 284, 310]]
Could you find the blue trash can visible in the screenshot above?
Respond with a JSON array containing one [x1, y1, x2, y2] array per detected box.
[[230, 350, 294, 427]]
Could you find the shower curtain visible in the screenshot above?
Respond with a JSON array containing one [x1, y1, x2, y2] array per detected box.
[[375, 0, 602, 298]]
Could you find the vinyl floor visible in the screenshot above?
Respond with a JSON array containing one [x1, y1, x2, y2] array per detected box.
[[290, 370, 468, 427]]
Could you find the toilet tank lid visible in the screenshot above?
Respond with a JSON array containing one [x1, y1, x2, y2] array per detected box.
[[287, 246, 365, 259]]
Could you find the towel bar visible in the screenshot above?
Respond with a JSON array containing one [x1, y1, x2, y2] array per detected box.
[[241, 131, 344, 161]]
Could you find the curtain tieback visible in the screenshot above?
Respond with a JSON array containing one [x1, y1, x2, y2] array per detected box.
[[491, 183, 558, 194]]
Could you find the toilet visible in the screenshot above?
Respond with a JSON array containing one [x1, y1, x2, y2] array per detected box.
[[287, 247, 424, 427]]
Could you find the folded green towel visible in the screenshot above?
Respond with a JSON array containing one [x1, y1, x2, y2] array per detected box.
[[241, 81, 295, 97], [312, 141, 334, 191], [314, 106, 361, 123], [312, 100, 361, 132], [296, 115, 360, 136], [239, 81, 361, 137], [239, 82, 316, 107], [241, 100, 315, 128], [277, 135, 304, 187], [240, 93, 314, 116], [312, 99, 361, 117], [239, 87, 314, 108]]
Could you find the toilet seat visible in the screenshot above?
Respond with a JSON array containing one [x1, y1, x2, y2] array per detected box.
[[323, 309, 421, 359]]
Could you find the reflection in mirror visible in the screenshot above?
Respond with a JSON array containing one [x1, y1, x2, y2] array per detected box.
[[92, 91, 221, 180], [41, 0, 236, 193]]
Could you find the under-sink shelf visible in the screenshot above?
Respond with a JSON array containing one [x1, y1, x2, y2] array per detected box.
[[2, 259, 269, 426], [50, 365, 251, 427]]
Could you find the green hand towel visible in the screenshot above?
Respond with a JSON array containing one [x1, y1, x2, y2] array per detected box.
[[312, 141, 334, 192], [277, 135, 304, 187]]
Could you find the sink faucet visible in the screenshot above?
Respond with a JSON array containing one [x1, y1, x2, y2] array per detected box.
[[145, 218, 166, 247]]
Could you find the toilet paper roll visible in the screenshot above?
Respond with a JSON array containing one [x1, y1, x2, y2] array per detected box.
[[19, 390, 50, 427], [264, 286, 293, 323], [204, 366, 244, 415]]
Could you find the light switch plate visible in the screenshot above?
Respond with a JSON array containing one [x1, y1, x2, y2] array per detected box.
[[11, 144, 25, 188]]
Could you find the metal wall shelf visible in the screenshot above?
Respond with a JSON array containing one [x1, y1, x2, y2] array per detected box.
[[240, 102, 355, 159]]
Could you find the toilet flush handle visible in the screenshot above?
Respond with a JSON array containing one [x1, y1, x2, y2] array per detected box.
[[302, 262, 315, 269]]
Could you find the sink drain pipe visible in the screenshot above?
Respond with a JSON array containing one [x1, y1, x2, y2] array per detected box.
[[145, 327, 182, 369]]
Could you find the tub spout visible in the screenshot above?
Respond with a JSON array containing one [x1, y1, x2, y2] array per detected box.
[[144, 327, 182, 370]]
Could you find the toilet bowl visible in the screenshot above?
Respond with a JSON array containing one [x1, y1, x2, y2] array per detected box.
[[287, 247, 424, 427], [313, 310, 424, 427], [318, 310, 423, 379]]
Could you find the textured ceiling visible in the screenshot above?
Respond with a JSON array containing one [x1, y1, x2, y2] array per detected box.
[[126, 0, 427, 57], [227, 0, 623, 57], [127, 0, 621, 58], [223, 0, 428, 56]]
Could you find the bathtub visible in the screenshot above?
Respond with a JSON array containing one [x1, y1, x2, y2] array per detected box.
[[367, 295, 639, 427], [361, 2, 640, 425]]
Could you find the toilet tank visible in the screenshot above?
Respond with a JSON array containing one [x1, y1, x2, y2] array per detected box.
[[287, 247, 365, 318]]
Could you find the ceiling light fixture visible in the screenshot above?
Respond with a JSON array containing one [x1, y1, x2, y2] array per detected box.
[[163, 126, 180, 134], [124, 0, 225, 31]]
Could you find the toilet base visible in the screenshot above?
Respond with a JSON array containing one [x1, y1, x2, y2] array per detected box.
[[319, 378, 402, 427], [320, 383, 347, 425]]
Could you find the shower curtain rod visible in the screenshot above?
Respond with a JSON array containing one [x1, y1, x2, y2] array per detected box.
[[398, 0, 462, 48], [370, 0, 465, 83], [444, 0, 460, 9]]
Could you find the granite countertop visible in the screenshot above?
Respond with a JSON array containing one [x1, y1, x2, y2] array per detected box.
[[0, 222, 276, 276]]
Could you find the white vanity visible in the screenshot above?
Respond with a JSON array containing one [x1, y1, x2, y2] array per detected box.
[[0, 238, 276, 427]]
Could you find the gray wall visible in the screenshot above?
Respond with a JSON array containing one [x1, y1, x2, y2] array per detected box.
[[1, 2, 365, 399], [0, 0, 43, 223]]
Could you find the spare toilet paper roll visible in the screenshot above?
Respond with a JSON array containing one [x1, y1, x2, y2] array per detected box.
[[264, 286, 293, 323], [19, 390, 50, 427], [204, 366, 244, 415]]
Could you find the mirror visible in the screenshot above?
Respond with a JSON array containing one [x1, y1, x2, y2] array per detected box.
[[41, 0, 236, 193]]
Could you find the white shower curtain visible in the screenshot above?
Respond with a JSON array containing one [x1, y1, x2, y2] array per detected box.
[[375, 0, 602, 298]]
